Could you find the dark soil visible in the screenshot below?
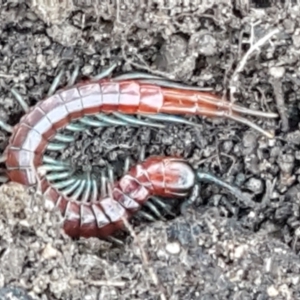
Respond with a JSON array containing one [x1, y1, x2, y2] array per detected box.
[[0, 1, 300, 299]]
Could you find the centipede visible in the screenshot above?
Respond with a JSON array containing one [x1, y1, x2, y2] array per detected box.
[[0, 63, 278, 239]]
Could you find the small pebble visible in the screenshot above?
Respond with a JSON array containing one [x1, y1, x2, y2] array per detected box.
[[0, 286, 33, 300], [277, 153, 295, 174], [267, 285, 279, 297], [41, 243, 61, 260], [189, 32, 217, 56], [165, 242, 181, 255], [245, 177, 264, 194], [269, 66, 285, 78]]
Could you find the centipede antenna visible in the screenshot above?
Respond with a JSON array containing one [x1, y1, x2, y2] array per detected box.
[[54, 133, 75, 143], [79, 116, 109, 127], [91, 62, 118, 81], [112, 112, 165, 128], [0, 120, 13, 133], [144, 201, 166, 221], [68, 65, 80, 87], [48, 69, 65, 96], [140, 113, 203, 128], [95, 113, 128, 126], [227, 113, 275, 139], [47, 142, 68, 151], [11, 88, 30, 112], [196, 171, 255, 208]]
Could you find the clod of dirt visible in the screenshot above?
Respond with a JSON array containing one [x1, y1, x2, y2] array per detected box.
[[0, 286, 33, 300]]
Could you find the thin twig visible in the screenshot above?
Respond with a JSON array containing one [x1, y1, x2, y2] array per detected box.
[[121, 215, 167, 300], [271, 77, 289, 132], [229, 25, 280, 103]]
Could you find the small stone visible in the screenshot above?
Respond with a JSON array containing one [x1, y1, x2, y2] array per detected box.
[[245, 177, 264, 194], [81, 65, 94, 76], [41, 243, 61, 260], [234, 245, 248, 259], [293, 29, 300, 48], [222, 140, 233, 153], [269, 66, 285, 78], [277, 153, 295, 174], [165, 242, 181, 255], [267, 285, 279, 297], [189, 32, 217, 56], [242, 132, 258, 153], [0, 286, 33, 300]]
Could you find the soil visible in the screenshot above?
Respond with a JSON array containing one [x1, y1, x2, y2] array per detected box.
[[0, 1, 300, 299]]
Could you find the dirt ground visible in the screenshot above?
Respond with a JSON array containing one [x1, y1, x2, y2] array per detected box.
[[1, 0, 300, 299]]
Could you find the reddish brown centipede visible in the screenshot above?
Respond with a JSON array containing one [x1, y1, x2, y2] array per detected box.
[[0, 64, 277, 238]]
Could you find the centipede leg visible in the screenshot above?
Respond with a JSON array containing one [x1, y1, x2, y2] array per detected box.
[[95, 113, 128, 126], [106, 236, 124, 246], [53, 133, 75, 143], [129, 77, 214, 92], [112, 112, 165, 129], [0, 154, 7, 163], [67, 65, 80, 87], [136, 210, 157, 221], [60, 179, 82, 197], [150, 196, 176, 217], [47, 69, 65, 96], [46, 142, 69, 151], [0, 176, 8, 183], [11, 88, 30, 112], [91, 62, 118, 81], [71, 179, 86, 200], [124, 157, 131, 173], [140, 113, 202, 128], [79, 116, 110, 127], [0, 120, 13, 133], [0, 166, 8, 183], [143, 201, 167, 221], [139, 145, 146, 162]]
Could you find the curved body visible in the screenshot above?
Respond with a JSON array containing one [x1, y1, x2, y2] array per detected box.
[[3, 76, 274, 238], [4, 79, 232, 186], [41, 156, 195, 238]]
